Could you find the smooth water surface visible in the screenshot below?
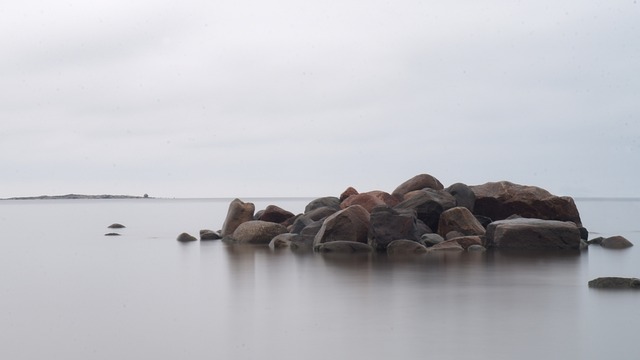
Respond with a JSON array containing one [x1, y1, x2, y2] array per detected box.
[[1, 198, 638, 360]]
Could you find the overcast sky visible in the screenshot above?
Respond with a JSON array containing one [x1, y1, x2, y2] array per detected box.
[[1, 1, 638, 198]]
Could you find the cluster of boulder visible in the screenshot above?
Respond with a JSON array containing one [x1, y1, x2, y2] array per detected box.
[[204, 173, 633, 254]]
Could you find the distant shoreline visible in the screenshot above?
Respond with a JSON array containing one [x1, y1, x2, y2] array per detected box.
[[1, 194, 151, 200]]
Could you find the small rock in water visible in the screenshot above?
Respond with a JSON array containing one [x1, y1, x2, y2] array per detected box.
[[600, 235, 633, 249], [200, 229, 221, 240], [108, 223, 126, 229], [105, 233, 121, 236], [588, 277, 640, 289], [177, 232, 197, 242]]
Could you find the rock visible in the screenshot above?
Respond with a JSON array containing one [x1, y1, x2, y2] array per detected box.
[[386, 240, 428, 255], [445, 183, 476, 212], [428, 239, 464, 252], [269, 233, 298, 249], [445, 231, 465, 240], [580, 239, 589, 250], [470, 181, 582, 226], [305, 197, 341, 213], [108, 223, 126, 229], [340, 191, 400, 213], [438, 206, 486, 238], [394, 188, 456, 232], [486, 218, 581, 250], [313, 205, 371, 246], [104, 232, 121, 236], [368, 206, 421, 251], [449, 235, 483, 250], [200, 230, 221, 240], [588, 277, 640, 289], [221, 199, 255, 237], [258, 205, 295, 224], [467, 244, 487, 252], [340, 192, 387, 213], [177, 232, 197, 242], [230, 220, 288, 245], [420, 233, 445, 246], [392, 173, 444, 197], [600, 235, 634, 249], [339, 186, 359, 201], [474, 215, 493, 229], [314, 241, 374, 253], [587, 236, 605, 245]]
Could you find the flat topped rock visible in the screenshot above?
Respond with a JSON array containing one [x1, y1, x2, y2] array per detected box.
[[588, 277, 640, 289]]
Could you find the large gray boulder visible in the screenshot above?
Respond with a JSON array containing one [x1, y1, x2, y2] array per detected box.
[[486, 218, 581, 250], [313, 205, 370, 246], [230, 220, 288, 245], [305, 197, 341, 213], [437, 206, 486, 238], [368, 206, 421, 251], [588, 277, 640, 289], [445, 183, 476, 212], [394, 189, 456, 232], [221, 198, 255, 237], [392, 173, 444, 197], [470, 181, 582, 226]]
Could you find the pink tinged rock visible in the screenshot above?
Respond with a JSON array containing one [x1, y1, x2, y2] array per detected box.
[[392, 173, 444, 197], [340, 193, 387, 213], [428, 239, 464, 251], [221, 198, 255, 237], [313, 205, 371, 246], [438, 206, 486, 238], [339, 186, 359, 201], [470, 181, 582, 226], [447, 235, 483, 250], [485, 218, 581, 250], [258, 204, 295, 224]]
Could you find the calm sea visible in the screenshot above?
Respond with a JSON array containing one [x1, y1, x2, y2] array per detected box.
[[1, 198, 638, 360]]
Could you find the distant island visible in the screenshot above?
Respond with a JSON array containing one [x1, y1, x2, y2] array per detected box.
[[2, 194, 152, 200]]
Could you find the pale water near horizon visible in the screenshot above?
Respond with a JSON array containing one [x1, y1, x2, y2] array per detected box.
[[1, 198, 639, 360]]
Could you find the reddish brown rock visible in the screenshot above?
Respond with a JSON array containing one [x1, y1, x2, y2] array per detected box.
[[470, 181, 582, 226], [313, 205, 371, 246], [438, 206, 486, 238], [392, 173, 444, 198], [448, 235, 483, 250], [428, 239, 464, 251], [258, 205, 295, 224], [340, 186, 359, 201], [221, 198, 255, 237], [340, 193, 387, 213]]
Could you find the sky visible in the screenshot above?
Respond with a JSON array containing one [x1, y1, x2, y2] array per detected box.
[[1, 0, 639, 198]]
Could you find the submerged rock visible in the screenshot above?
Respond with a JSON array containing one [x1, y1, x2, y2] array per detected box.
[[314, 241, 374, 253], [386, 240, 428, 255], [104, 232, 121, 236], [588, 277, 640, 289], [600, 235, 634, 249]]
